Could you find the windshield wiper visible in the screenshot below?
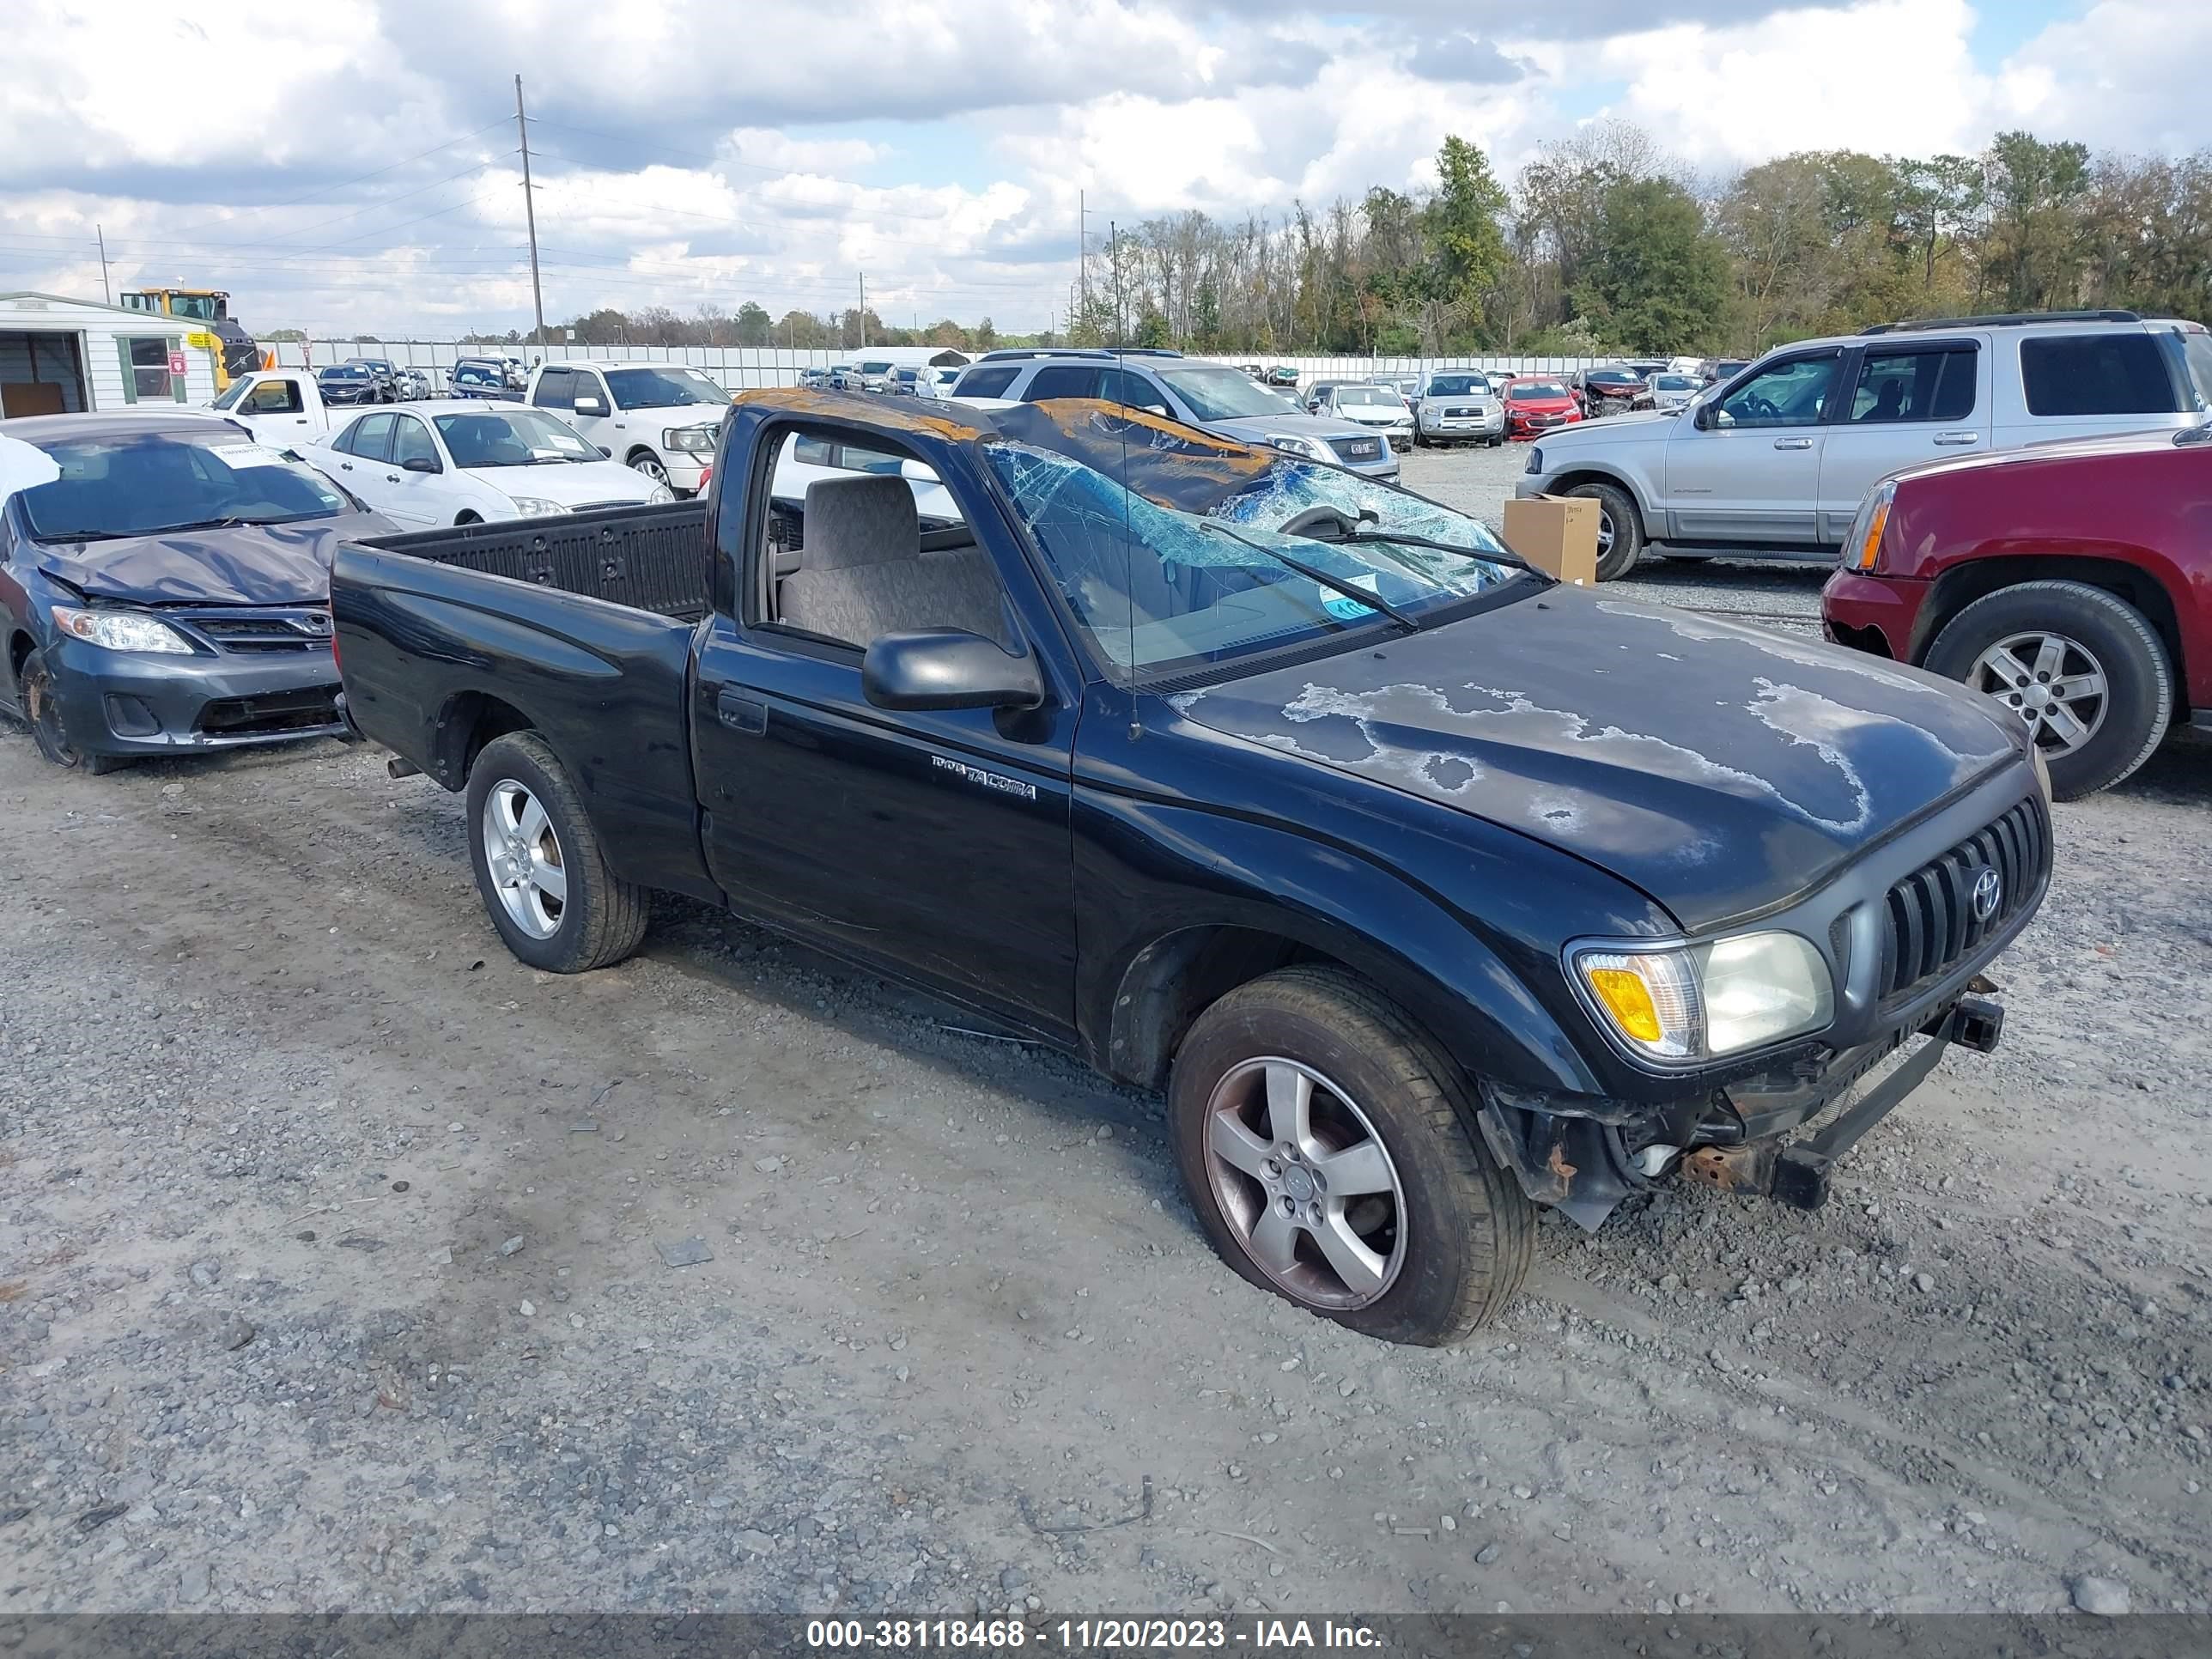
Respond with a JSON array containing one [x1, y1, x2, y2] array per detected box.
[[1199, 521, 1419, 630]]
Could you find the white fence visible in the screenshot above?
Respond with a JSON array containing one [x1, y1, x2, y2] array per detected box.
[[270, 339, 1614, 391]]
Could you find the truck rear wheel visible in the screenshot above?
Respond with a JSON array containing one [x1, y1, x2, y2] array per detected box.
[[1923, 580, 2172, 799], [465, 732, 647, 972], [1566, 481, 1644, 581], [1169, 966, 1533, 1346]]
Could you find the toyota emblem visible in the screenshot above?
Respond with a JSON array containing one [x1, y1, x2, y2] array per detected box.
[[1970, 866, 2002, 922]]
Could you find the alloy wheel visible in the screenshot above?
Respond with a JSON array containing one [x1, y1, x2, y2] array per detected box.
[[481, 779, 568, 938], [1201, 1058, 1407, 1310], [631, 453, 672, 487], [1969, 630, 2108, 755]]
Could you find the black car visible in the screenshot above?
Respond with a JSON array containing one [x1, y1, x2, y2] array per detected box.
[[0, 412, 392, 772], [317, 365, 384, 406], [346, 357, 402, 400], [331, 391, 2049, 1346]]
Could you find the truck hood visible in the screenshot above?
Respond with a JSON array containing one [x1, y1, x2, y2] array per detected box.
[[1173, 587, 2023, 930], [35, 514, 387, 605]]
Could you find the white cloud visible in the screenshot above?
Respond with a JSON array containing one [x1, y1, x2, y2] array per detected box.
[[0, 1, 2204, 337]]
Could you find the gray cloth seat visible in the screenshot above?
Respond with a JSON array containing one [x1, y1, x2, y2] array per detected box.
[[781, 474, 1005, 647]]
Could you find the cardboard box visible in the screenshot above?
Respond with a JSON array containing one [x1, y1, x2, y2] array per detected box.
[[1501, 495, 1601, 586]]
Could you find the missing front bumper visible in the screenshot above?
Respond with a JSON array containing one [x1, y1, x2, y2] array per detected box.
[[1680, 994, 2003, 1211]]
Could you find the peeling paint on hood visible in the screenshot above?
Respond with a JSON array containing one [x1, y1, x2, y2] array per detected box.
[[1173, 586, 2022, 930]]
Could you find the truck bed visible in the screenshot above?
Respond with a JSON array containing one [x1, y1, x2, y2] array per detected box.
[[364, 501, 715, 621]]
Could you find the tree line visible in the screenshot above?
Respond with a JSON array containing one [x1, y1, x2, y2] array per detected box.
[[463, 121, 2212, 358]]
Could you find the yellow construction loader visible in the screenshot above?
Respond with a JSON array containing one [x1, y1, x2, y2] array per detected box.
[[118, 289, 267, 390]]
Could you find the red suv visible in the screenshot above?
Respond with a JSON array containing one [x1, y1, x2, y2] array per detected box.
[[1499, 377, 1583, 440], [1822, 427, 2209, 798]]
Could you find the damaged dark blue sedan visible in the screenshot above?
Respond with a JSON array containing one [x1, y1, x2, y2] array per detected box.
[[0, 411, 392, 773], [331, 390, 2054, 1345]]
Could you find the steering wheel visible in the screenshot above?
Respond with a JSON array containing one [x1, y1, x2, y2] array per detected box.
[[1739, 393, 1781, 423], [1277, 505, 1372, 540]]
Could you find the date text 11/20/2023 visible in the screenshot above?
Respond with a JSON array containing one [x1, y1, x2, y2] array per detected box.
[[805, 1620, 1382, 1650]]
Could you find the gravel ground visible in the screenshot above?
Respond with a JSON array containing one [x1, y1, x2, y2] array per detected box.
[[3, 465, 2209, 1618]]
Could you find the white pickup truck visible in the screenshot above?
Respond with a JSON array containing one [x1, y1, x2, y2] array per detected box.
[[204, 368, 350, 447], [522, 361, 732, 495]]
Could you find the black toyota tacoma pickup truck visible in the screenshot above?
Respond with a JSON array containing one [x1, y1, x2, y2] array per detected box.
[[331, 389, 2053, 1346]]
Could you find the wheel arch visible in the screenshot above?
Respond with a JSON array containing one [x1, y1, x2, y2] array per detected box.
[[624, 444, 665, 467], [1541, 465, 1656, 538], [1918, 555, 2186, 708], [433, 688, 537, 791]]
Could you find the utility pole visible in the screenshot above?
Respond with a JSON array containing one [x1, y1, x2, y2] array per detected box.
[[1109, 221, 1121, 345], [94, 224, 111, 305], [1079, 190, 1086, 325], [514, 74, 546, 351], [859, 271, 866, 349]]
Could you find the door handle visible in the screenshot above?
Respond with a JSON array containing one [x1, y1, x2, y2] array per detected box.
[[385, 473, 401, 483], [339, 461, 353, 471], [715, 690, 766, 734], [1934, 431, 1980, 446], [1772, 437, 1813, 450]]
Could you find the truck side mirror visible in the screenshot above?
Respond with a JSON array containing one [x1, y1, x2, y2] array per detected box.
[[862, 629, 1043, 713], [574, 396, 608, 417]]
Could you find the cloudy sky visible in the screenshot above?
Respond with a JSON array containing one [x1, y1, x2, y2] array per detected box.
[[1, 0, 2203, 339]]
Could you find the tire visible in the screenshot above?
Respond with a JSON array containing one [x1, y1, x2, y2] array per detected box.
[[465, 732, 647, 972], [1169, 965, 1534, 1346], [19, 648, 125, 774], [1923, 580, 2172, 799], [628, 451, 672, 488], [1566, 480, 1644, 581]]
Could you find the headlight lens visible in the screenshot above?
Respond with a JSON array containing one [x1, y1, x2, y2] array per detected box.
[[646, 483, 675, 504], [1846, 478, 1897, 571], [663, 427, 717, 453], [1263, 434, 1322, 459], [507, 495, 569, 518], [51, 606, 195, 654], [1571, 931, 1833, 1063]]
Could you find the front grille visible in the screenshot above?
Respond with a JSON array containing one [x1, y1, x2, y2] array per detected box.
[[196, 684, 342, 737], [1330, 436, 1383, 462], [193, 611, 334, 653], [1876, 797, 2050, 1003]]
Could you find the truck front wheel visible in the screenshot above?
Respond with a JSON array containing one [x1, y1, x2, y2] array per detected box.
[[465, 732, 648, 972], [1169, 966, 1534, 1346]]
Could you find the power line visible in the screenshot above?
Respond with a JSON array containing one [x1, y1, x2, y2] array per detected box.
[[162, 119, 508, 239]]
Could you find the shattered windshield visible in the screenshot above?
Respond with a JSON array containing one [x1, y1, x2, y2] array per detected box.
[[977, 406, 1518, 678]]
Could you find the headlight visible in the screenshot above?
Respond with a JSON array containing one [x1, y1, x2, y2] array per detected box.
[[646, 483, 675, 504], [51, 606, 195, 654], [1845, 478, 1896, 572], [1263, 434, 1322, 459], [1571, 931, 1833, 1064], [1525, 447, 1544, 474], [507, 495, 569, 518], [663, 427, 717, 453]]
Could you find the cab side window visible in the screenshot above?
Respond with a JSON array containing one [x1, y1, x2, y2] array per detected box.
[[343, 412, 397, 462], [1848, 347, 1976, 423], [1715, 353, 1838, 428], [245, 379, 303, 415], [532, 367, 574, 410]]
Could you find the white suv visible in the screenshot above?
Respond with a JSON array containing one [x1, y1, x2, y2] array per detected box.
[[1516, 310, 2212, 580]]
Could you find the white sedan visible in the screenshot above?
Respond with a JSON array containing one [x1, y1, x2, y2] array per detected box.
[[302, 402, 673, 527]]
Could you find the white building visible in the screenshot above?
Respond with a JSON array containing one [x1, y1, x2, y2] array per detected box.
[[0, 291, 222, 418]]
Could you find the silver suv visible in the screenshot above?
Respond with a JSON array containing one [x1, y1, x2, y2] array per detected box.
[[952, 353, 1401, 481], [1516, 309, 2212, 580]]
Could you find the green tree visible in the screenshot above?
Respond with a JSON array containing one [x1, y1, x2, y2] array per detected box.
[[1573, 177, 1729, 351], [733, 301, 772, 346], [1980, 131, 2093, 308], [1423, 137, 1510, 325]]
